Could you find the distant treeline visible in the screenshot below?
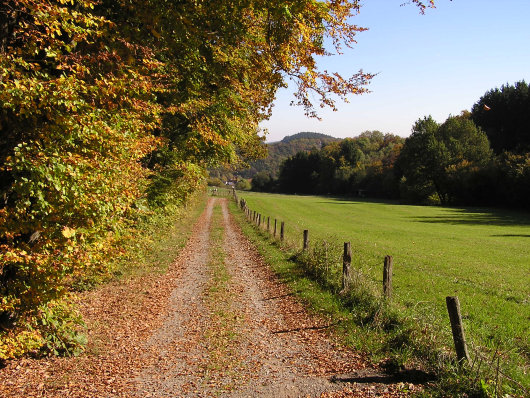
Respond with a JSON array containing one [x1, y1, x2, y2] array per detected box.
[[209, 132, 340, 184], [240, 132, 341, 179], [252, 81, 530, 209]]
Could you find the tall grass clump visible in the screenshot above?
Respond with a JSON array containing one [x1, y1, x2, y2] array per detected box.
[[294, 238, 428, 361]]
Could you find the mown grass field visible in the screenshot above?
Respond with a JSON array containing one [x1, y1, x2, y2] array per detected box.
[[237, 191, 530, 387]]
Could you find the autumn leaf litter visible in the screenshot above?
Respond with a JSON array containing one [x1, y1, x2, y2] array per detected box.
[[0, 198, 421, 397]]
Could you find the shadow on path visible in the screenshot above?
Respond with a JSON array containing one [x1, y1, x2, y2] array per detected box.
[[331, 368, 437, 385]]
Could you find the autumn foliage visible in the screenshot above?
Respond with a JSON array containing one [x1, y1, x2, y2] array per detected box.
[[3, 0, 432, 360]]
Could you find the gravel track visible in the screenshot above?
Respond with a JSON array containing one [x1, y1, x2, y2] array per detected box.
[[0, 197, 416, 397]]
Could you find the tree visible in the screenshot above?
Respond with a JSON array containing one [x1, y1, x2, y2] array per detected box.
[[397, 114, 492, 204], [395, 117, 441, 202], [495, 152, 530, 209], [0, 0, 437, 359], [236, 179, 252, 191], [276, 131, 404, 197], [235, 132, 339, 179], [251, 171, 275, 192], [471, 80, 530, 154], [278, 151, 320, 193]]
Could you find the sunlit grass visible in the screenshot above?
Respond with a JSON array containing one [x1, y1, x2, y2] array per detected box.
[[236, 192, 530, 391]]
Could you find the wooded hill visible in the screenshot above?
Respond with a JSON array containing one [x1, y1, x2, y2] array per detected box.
[[238, 132, 340, 178]]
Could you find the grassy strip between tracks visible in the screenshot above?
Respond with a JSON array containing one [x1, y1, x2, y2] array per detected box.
[[202, 203, 246, 394]]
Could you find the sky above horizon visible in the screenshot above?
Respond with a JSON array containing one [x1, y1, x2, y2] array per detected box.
[[260, 0, 530, 142]]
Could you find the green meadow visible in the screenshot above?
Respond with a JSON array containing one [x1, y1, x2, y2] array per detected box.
[[238, 191, 530, 386]]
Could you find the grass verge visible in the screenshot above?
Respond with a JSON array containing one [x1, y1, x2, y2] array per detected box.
[[112, 190, 207, 280], [229, 199, 526, 397]]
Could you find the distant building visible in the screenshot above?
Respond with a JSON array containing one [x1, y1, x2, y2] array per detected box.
[[225, 178, 238, 187]]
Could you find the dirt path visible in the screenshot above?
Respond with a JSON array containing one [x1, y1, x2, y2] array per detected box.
[[0, 197, 415, 397], [134, 198, 411, 397]]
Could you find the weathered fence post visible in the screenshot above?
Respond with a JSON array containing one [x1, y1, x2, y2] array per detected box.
[[258, 213, 261, 227], [342, 242, 351, 292], [274, 219, 277, 237], [446, 296, 470, 365], [280, 221, 285, 242], [303, 230, 309, 251], [383, 255, 393, 299], [267, 216, 270, 232]]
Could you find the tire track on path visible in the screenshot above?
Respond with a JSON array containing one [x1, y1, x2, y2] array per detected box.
[[135, 198, 215, 397]]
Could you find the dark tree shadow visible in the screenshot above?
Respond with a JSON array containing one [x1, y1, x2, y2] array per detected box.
[[411, 212, 530, 227], [490, 234, 530, 238], [314, 196, 530, 227], [330, 368, 437, 385], [272, 322, 337, 334]]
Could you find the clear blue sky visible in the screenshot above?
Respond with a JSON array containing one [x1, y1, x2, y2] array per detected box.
[[261, 0, 530, 142]]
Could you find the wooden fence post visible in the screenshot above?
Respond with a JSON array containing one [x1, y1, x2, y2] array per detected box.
[[342, 242, 351, 292], [303, 230, 309, 251], [274, 219, 277, 237], [258, 213, 261, 227], [383, 255, 393, 299], [280, 221, 285, 242], [267, 216, 270, 232], [446, 296, 470, 365]]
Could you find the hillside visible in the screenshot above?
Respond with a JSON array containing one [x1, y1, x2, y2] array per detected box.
[[238, 132, 340, 178]]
